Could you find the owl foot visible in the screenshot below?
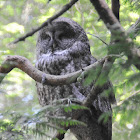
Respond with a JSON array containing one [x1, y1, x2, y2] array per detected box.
[[41, 74, 46, 84]]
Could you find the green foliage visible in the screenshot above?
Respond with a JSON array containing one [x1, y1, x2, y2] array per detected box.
[[64, 104, 88, 113], [0, 98, 87, 139], [98, 111, 112, 124], [83, 65, 103, 86], [0, 110, 28, 140]]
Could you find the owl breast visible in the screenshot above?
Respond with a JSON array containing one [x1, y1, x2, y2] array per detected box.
[[36, 17, 114, 140]]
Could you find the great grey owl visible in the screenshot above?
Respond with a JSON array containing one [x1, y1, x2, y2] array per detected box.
[[36, 17, 115, 140]]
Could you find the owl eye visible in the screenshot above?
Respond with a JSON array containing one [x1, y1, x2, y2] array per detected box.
[[58, 33, 71, 41], [41, 33, 51, 41], [58, 34, 64, 40]]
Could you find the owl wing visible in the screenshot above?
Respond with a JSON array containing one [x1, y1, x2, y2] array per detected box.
[[68, 42, 114, 139]]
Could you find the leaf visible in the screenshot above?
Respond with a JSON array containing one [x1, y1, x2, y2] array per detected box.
[[83, 65, 102, 86], [98, 111, 112, 124]]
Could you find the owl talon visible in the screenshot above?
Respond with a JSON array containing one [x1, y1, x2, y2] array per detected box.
[[41, 74, 46, 84], [67, 99, 72, 105], [77, 71, 85, 82]]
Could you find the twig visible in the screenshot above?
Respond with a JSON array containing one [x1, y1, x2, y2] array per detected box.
[[11, 0, 79, 44], [127, 17, 140, 38], [116, 90, 140, 106], [87, 32, 108, 46]]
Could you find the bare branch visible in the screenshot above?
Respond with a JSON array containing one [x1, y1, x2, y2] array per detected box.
[[111, 0, 120, 21], [0, 55, 106, 85], [11, 0, 78, 44]]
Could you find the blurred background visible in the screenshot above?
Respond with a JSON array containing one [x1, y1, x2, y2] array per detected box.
[[0, 0, 140, 139]]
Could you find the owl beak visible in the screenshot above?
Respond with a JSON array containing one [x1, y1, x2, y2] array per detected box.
[[51, 33, 55, 53], [52, 43, 56, 52]]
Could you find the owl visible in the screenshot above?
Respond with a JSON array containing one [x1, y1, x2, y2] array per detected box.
[[36, 17, 115, 140]]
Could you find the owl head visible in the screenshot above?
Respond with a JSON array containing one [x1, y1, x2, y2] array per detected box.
[[36, 17, 89, 58]]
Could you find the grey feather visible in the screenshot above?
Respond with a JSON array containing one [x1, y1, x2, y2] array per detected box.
[[36, 17, 115, 140]]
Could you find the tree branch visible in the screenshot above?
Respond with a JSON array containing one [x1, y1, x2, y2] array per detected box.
[[89, 0, 140, 70], [90, 0, 124, 33], [0, 55, 105, 85], [11, 0, 79, 44], [111, 0, 120, 21]]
